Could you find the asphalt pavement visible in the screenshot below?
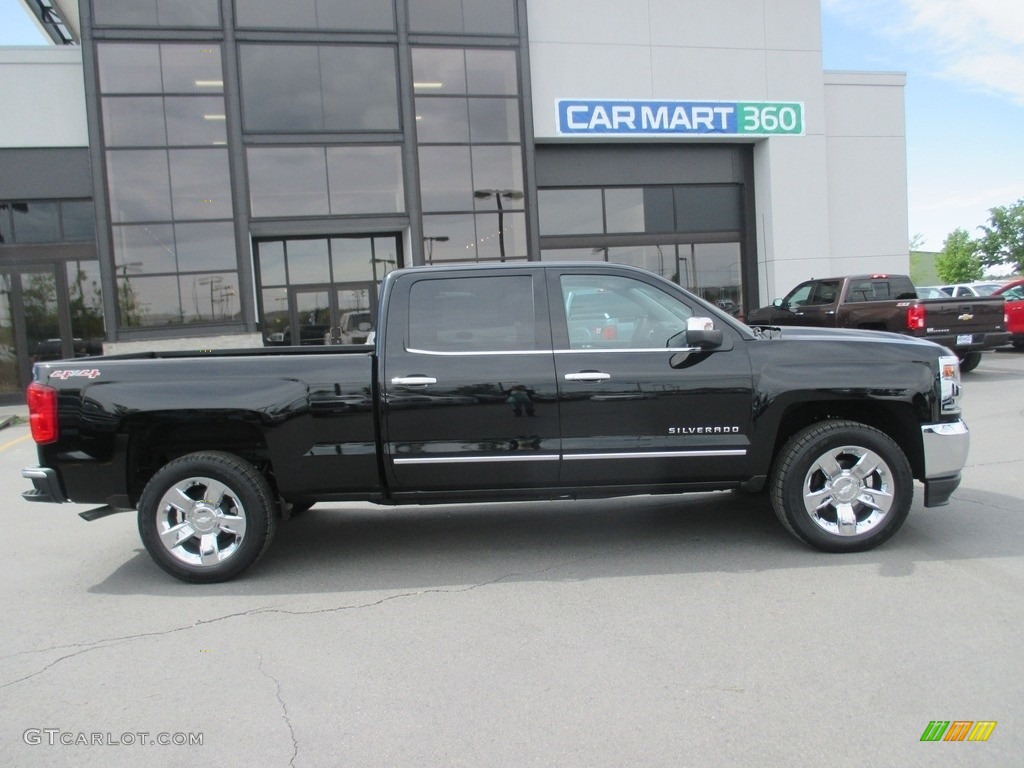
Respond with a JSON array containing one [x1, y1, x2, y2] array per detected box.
[[1, 349, 1022, 767]]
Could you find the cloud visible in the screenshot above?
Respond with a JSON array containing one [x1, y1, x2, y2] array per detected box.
[[825, 0, 1024, 103]]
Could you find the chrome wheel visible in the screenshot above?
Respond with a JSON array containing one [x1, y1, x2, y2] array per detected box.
[[771, 420, 912, 552], [138, 451, 276, 582], [801, 445, 894, 536], [155, 476, 248, 567]]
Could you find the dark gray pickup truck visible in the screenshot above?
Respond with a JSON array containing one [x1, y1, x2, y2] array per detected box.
[[23, 263, 970, 582]]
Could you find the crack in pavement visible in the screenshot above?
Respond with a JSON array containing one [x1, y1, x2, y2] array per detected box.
[[258, 652, 298, 767], [0, 558, 585, 690]]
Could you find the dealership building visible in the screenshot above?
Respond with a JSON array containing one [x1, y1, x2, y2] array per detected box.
[[0, 0, 908, 400]]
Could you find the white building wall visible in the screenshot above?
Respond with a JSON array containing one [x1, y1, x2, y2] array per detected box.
[[527, 0, 908, 301], [0, 47, 88, 148], [824, 71, 909, 275]]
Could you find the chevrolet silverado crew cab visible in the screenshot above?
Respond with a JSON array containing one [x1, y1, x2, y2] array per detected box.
[[745, 273, 1009, 372], [22, 263, 969, 583]]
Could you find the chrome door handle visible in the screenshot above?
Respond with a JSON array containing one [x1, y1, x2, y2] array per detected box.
[[564, 372, 611, 382], [391, 376, 437, 386]]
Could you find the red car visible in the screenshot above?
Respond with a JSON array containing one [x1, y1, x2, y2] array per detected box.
[[994, 278, 1024, 349]]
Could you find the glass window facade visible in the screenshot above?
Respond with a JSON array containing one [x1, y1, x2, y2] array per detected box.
[[239, 45, 400, 133], [97, 42, 239, 329], [414, 47, 525, 263], [0, 201, 96, 244], [408, 0, 517, 35], [92, 0, 221, 28], [235, 0, 396, 31]]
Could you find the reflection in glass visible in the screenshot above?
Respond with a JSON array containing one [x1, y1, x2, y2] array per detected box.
[[0, 205, 12, 244], [240, 45, 399, 132], [160, 44, 224, 94], [102, 97, 167, 146], [165, 96, 227, 145], [411, 48, 466, 94], [319, 47, 400, 131], [469, 98, 520, 142], [106, 150, 172, 222], [247, 147, 330, 218], [97, 43, 163, 94], [422, 214, 477, 262], [475, 211, 526, 261], [66, 261, 105, 354], [118, 275, 178, 327], [235, 0, 395, 31], [330, 237, 374, 282], [111, 224, 177, 274], [93, 0, 220, 28], [471, 146, 523, 206], [415, 98, 470, 143], [0, 275, 15, 394], [21, 271, 60, 363], [642, 187, 675, 233], [418, 146, 472, 212], [538, 189, 602, 235], [466, 49, 518, 94], [184, 273, 239, 322], [605, 188, 645, 232], [169, 149, 233, 219], [286, 239, 331, 284], [261, 287, 289, 344], [409, 0, 516, 35], [258, 241, 287, 286], [175, 222, 237, 272], [326, 146, 404, 215], [11, 202, 60, 243]]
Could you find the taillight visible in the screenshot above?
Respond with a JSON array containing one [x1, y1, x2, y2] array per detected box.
[[27, 382, 58, 444], [907, 304, 926, 330]]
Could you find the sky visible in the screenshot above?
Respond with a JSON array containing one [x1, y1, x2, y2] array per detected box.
[[1, 0, 1021, 253]]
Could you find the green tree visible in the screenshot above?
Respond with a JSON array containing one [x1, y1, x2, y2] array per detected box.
[[977, 197, 1024, 273], [935, 228, 983, 282]]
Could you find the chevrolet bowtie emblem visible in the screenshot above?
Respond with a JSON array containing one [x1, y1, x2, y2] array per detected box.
[[958, 313, 973, 321]]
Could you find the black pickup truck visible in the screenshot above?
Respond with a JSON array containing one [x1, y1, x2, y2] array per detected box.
[[22, 263, 969, 582]]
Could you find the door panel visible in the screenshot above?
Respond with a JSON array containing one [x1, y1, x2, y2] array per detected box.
[[551, 269, 754, 488], [382, 271, 560, 493]]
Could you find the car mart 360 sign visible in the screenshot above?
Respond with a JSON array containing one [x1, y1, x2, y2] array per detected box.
[[556, 99, 804, 136]]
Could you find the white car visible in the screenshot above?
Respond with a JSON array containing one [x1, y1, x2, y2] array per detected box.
[[934, 282, 1007, 298]]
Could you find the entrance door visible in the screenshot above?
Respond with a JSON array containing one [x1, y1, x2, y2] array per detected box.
[[290, 283, 377, 346], [1, 267, 68, 397], [256, 235, 399, 347]]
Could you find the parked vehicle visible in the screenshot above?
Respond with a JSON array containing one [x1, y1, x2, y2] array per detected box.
[[745, 273, 1009, 372], [993, 278, 1024, 348], [326, 311, 375, 345], [23, 263, 969, 583], [934, 282, 1007, 298]]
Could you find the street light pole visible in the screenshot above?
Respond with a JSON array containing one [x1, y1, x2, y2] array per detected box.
[[474, 189, 523, 262], [423, 235, 449, 263]]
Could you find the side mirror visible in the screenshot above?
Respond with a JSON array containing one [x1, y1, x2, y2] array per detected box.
[[772, 298, 784, 308], [684, 317, 723, 349]]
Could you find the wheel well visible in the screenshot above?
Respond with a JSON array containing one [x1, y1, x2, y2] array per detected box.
[[770, 400, 925, 478], [126, 416, 273, 505]]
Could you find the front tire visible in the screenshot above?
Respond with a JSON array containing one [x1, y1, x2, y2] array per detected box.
[[770, 420, 912, 552], [137, 451, 276, 583]]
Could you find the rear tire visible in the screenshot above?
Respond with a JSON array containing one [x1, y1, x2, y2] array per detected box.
[[770, 420, 912, 552], [958, 351, 982, 372], [137, 451, 276, 583]]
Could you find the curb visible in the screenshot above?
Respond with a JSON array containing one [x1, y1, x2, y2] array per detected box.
[[0, 415, 23, 431]]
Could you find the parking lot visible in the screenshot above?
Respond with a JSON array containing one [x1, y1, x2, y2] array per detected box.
[[1, 349, 1022, 767]]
